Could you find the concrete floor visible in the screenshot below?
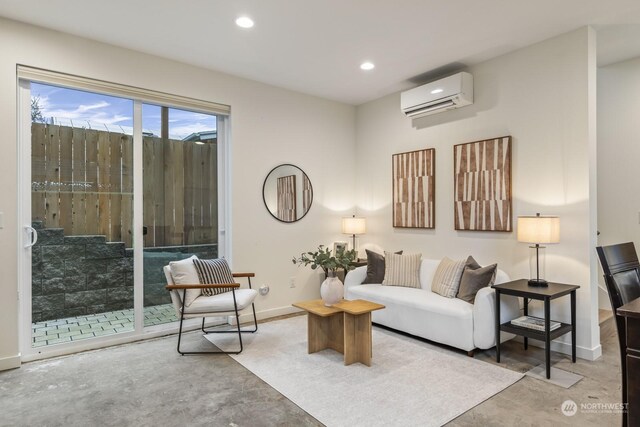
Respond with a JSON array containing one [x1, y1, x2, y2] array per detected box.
[[0, 327, 321, 427], [448, 314, 622, 426], [0, 313, 623, 426]]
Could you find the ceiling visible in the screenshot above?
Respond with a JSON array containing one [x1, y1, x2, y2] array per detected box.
[[1, 0, 640, 105]]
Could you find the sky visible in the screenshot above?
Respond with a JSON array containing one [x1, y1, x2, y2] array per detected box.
[[31, 82, 216, 139]]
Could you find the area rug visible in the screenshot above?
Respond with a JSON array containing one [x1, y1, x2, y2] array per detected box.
[[205, 316, 523, 427]]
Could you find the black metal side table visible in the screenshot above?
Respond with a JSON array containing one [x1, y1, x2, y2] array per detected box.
[[493, 279, 579, 379]]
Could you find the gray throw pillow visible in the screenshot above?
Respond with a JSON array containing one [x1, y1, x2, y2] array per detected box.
[[363, 249, 403, 284], [465, 255, 481, 270], [457, 256, 497, 304]]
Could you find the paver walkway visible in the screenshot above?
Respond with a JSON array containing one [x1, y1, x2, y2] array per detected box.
[[32, 303, 178, 347]]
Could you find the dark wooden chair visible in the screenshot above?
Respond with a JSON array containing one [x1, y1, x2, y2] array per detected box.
[[596, 242, 640, 427]]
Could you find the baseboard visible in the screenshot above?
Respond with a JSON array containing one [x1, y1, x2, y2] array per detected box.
[[516, 337, 603, 361], [0, 354, 21, 371], [549, 340, 602, 361], [234, 305, 302, 324]]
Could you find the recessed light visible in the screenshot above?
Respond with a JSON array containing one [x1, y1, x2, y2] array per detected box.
[[360, 62, 375, 71], [236, 16, 254, 28], [430, 88, 443, 94]]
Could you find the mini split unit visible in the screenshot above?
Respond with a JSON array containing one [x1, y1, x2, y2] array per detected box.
[[400, 72, 473, 119]]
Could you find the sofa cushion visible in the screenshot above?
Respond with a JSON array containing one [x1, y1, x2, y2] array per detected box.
[[343, 257, 515, 353], [382, 252, 421, 288], [457, 261, 498, 304], [348, 284, 473, 318], [363, 249, 403, 284], [431, 257, 466, 298]]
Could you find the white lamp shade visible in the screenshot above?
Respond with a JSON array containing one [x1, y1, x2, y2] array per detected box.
[[342, 217, 366, 235], [517, 215, 560, 244]]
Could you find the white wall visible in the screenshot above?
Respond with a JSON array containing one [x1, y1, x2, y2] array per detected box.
[[597, 56, 640, 309], [355, 27, 600, 360], [0, 18, 356, 369], [0, 18, 602, 369]]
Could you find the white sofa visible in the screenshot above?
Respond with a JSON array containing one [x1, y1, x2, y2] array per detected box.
[[344, 258, 520, 354]]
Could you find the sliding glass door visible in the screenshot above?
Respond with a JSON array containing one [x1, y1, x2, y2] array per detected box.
[[29, 83, 136, 349], [141, 104, 219, 328], [19, 75, 227, 358]]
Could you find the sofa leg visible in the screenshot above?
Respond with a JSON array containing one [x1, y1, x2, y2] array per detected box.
[[467, 350, 475, 357]]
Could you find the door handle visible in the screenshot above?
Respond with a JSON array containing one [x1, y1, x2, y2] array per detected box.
[[24, 225, 38, 248]]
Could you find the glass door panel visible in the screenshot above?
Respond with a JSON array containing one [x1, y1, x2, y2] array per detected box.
[[142, 105, 218, 327], [30, 83, 134, 348]]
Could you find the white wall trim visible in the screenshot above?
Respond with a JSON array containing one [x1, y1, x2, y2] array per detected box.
[[0, 354, 21, 371], [522, 337, 603, 361], [550, 341, 602, 361], [235, 305, 302, 324], [17, 65, 230, 115], [16, 78, 33, 361]]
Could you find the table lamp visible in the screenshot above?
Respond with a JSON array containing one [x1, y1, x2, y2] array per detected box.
[[342, 215, 366, 253], [517, 213, 560, 287]]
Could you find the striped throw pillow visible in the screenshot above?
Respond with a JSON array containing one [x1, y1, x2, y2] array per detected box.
[[193, 258, 235, 296], [382, 252, 422, 288], [431, 257, 466, 298]]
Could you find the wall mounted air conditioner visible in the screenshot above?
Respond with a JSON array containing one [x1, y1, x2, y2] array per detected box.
[[401, 72, 473, 119]]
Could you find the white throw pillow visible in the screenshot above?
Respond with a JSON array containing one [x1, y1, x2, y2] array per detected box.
[[382, 252, 422, 288], [431, 257, 466, 298], [169, 255, 201, 307]]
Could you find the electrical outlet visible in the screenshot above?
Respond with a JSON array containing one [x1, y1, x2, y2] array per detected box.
[[259, 285, 269, 296], [289, 277, 296, 288]]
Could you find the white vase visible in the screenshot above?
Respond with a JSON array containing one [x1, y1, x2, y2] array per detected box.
[[320, 271, 344, 306]]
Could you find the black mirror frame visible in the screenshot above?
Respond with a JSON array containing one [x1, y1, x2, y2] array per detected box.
[[262, 163, 313, 223]]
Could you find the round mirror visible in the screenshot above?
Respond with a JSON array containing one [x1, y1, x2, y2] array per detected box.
[[263, 164, 313, 223]]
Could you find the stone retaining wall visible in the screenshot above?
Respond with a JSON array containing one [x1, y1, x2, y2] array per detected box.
[[31, 224, 217, 322]]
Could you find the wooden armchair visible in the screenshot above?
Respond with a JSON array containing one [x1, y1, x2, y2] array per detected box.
[[164, 266, 258, 355]]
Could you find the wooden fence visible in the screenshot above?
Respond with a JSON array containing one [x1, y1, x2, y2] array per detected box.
[[31, 123, 217, 248]]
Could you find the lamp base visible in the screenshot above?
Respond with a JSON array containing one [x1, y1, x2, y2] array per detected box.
[[528, 278, 549, 287]]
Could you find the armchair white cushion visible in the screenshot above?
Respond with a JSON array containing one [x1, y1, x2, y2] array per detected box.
[[184, 290, 257, 315], [167, 255, 201, 307]]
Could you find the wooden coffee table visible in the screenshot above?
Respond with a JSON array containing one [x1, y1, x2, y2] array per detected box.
[[292, 299, 385, 366]]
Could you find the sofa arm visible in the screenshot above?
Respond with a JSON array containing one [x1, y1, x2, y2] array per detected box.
[[344, 266, 367, 294], [473, 287, 520, 350]]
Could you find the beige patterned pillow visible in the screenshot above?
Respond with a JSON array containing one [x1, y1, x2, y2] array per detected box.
[[431, 257, 466, 298], [382, 252, 422, 288]]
